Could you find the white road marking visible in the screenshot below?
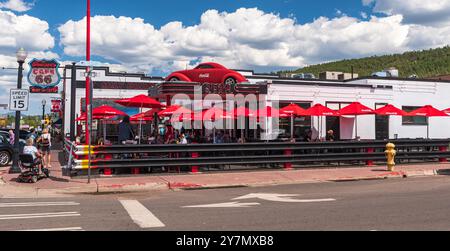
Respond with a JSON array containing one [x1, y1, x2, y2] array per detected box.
[[233, 193, 336, 203], [17, 227, 84, 231], [0, 202, 80, 208], [0, 212, 80, 220], [119, 200, 165, 228], [183, 202, 261, 208]]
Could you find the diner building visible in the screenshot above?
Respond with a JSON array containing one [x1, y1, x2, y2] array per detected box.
[[62, 64, 450, 142]]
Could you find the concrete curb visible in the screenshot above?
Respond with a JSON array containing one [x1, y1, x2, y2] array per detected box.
[[4, 168, 449, 195]]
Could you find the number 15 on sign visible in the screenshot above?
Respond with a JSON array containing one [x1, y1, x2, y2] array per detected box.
[[9, 89, 29, 111]]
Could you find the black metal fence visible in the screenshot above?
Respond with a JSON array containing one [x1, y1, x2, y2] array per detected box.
[[64, 139, 450, 176]]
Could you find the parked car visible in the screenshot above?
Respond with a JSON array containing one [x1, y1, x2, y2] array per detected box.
[[165, 62, 248, 85], [0, 133, 13, 166]]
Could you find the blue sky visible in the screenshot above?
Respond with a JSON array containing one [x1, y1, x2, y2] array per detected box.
[[25, 0, 377, 66], [0, 0, 450, 115]]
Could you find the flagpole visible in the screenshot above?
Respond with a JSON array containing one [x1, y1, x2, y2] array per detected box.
[[86, 0, 92, 183]]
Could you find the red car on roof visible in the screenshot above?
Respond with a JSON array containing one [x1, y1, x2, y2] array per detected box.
[[165, 62, 248, 85]]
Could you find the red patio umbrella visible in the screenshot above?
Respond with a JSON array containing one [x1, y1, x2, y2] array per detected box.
[[408, 105, 449, 139], [234, 107, 257, 118], [115, 95, 164, 144], [280, 104, 308, 139], [305, 104, 340, 140], [443, 108, 450, 114], [158, 105, 192, 117], [374, 104, 407, 116], [115, 94, 163, 109], [130, 109, 158, 122], [338, 102, 375, 139], [258, 106, 287, 118], [92, 105, 127, 117]]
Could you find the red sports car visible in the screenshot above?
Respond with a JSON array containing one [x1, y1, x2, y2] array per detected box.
[[165, 62, 248, 85]]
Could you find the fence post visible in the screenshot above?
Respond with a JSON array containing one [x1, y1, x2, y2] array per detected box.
[[191, 152, 200, 173], [366, 147, 374, 166], [439, 146, 448, 163], [284, 149, 293, 170]]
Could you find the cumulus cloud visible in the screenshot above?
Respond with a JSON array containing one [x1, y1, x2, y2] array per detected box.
[[0, 0, 33, 12], [365, 0, 450, 25], [57, 7, 449, 74]]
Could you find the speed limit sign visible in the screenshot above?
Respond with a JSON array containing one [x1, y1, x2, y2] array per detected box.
[[9, 89, 29, 111]]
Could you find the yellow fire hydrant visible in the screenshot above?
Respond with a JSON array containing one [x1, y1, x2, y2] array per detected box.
[[385, 143, 396, 171]]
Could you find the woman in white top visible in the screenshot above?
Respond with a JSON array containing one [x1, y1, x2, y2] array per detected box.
[[23, 138, 42, 167], [37, 128, 52, 168]]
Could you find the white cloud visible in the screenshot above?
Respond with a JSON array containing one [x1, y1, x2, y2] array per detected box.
[[0, 10, 55, 54], [57, 7, 449, 74], [365, 0, 450, 25], [0, 0, 33, 12]]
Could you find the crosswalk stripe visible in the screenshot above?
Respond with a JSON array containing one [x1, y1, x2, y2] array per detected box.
[[119, 200, 165, 228], [0, 212, 80, 220], [0, 202, 80, 208], [17, 227, 84, 231]]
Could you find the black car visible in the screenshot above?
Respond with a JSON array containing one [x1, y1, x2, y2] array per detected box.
[[0, 131, 26, 166], [0, 133, 13, 166]]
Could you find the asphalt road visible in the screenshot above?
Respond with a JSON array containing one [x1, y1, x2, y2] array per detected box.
[[2, 176, 450, 231]]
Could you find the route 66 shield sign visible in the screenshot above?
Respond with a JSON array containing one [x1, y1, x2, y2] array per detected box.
[[27, 59, 61, 88]]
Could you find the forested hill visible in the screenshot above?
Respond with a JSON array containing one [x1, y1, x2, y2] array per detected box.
[[288, 46, 450, 78]]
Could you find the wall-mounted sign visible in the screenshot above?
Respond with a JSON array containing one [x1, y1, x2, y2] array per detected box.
[[27, 59, 61, 89]]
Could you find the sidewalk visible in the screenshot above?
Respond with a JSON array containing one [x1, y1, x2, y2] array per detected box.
[[1, 149, 450, 196]]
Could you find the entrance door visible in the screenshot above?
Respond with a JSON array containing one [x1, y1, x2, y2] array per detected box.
[[326, 102, 341, 140], [375, 103, 389, 140]]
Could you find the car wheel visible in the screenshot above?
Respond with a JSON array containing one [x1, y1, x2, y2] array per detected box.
[[169, 77, 180, 82], [0, 151, 11, 166], [224, 77, 237, 85]]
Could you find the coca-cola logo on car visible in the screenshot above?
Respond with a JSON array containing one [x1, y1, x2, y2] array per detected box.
[[27, 59, 61, 88]]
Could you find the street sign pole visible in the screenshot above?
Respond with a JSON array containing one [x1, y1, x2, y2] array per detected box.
[[9, 61, 25, 174]]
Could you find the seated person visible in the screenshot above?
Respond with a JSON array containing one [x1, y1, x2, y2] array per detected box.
[[23, 138, 43, 170]]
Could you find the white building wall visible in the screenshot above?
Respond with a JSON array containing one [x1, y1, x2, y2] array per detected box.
[[365, 79, 450, 139], [268, 83, 393, 140]]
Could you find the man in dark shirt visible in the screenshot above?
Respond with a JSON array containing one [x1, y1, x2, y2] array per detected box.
[[118, 116, 135, 144]]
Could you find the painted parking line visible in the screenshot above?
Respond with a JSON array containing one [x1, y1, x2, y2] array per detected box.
[[119, 200, 165, 228], [0, 202, 80, 208], [0, 212, 80, 220], [17, 227, 84, 231]]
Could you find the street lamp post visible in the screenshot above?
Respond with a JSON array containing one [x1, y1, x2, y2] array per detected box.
[[9, 48, 27, 174], [42, 99, 46, 130]]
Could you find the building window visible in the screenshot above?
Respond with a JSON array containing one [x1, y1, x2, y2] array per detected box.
[[402, 106, 428, 125]]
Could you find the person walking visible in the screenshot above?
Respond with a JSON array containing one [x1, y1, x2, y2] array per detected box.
[[37, 128, 52, 168]]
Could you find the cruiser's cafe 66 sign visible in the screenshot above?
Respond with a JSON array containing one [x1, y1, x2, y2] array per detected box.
[[27, 59, 61, 93]]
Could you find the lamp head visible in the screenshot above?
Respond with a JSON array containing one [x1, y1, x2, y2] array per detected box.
[[16, 48, 27, 63]]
